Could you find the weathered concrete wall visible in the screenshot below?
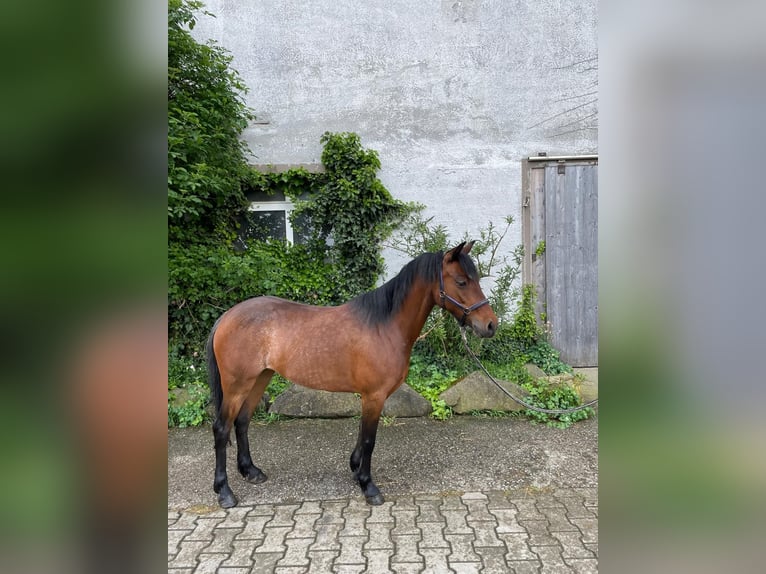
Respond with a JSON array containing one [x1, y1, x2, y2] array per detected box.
[[192, 0, 597, 280]]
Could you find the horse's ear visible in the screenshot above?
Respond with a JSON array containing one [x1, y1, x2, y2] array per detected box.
[[448, 242, 466, 262], [462, 240, 475, 254]]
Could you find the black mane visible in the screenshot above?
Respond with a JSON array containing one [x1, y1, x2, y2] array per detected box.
[[349, 250, 479, 326]]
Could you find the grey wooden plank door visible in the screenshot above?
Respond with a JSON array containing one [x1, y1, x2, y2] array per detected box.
[[523, 159, 598, 366]]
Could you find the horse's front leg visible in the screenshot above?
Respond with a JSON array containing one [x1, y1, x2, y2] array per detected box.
[[353, 395, 385, 505]]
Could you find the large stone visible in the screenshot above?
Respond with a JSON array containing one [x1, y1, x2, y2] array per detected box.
[[269, 385, 360, 418], [382, 383, 432, 417], [573, 367, 599, 403], [439, 371, 530, 414], [269, 383, 431, 418], [524, 363, 547, 379]]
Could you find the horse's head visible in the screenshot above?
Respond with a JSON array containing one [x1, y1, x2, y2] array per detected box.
[[438, 241, 498, 338]]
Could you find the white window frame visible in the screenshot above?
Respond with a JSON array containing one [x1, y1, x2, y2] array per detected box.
[[248, 200, 296, 244]]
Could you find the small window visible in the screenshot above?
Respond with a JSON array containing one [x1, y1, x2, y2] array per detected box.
[[238, 191, 310, 247]]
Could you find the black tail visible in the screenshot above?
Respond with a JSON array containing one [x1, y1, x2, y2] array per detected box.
[[206, 321, 223, 420]]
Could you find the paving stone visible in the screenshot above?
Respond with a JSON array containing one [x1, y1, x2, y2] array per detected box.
[[519, 520, 558, 546], [193, 553, 227, 574], [169, 529, 192, 556], [486, 490, 515, 509], [311, 522, 342, 551], [168, 488, 598, 573], [296, 500, 323, 515], [364, 522, 394, 550], [450, 562, 482, 573], [363, 548, 394, 573], [218, 506, 252, 528], [318, 501, 347, 525], [236, 515, 271, 540], [442, 509, 472, 535], [564, 558, 598, 574], [252, 552, 286, 573], [341, 502, 371, 535], [490, 507, 526, 533], [570, 518, 598, 544], [508, 560, 542, 574], [551, 532, 595, 559], [418, 522, 448, 549], [499, 533, 538, 561], [255, 526, 292, 554], [335, 536, 367, 565], [512, 499, 546, 521], [268, 504, 300, 528], [248, 504, 276, 516], [390, 563, 424, 574], [391, 509, 420, 536], [439, 494, 468, 511], [186, 517, 224, 542], [463, 498, 495, 523], [475, 546, 511, 574], [530, 545, 573, 573], [366, 501, 395, 524], [204, 527, 240, 554], [420, 547, 451, 573], [333, 564, 366, 574], [220, 540, 256, 567], [471, 520, 503, 548], [391, 534, 423, 564], [461, 492, 488, 501], [307, 550, 339, 573], [445, 533, 481, 562], [170, 513, 200, 530], [169, 540, 209, 569], [539, 507, 579, 532], [415, 498, 445, 524], [557, 497, 596, 519], [288, 513, 321, 539], [278, 536, 313, 567]]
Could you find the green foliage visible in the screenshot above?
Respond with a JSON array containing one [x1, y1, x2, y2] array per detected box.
[[168, 0, 255, 244], [405, 355, 458, 420], [535, 240, 546, 257], [168, 351, 210, 427], [290, 132, 417, 297], [519, 379, 594, 429], [508, 284, 541, 348]]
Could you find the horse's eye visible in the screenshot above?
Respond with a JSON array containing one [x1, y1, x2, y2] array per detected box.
[[456, 278, 467, 287]]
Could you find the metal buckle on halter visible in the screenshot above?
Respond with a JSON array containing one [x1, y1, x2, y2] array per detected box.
[[438, 267, 488, 326]]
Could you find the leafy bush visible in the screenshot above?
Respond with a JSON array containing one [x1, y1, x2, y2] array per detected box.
[[168, 0, 255, 245]]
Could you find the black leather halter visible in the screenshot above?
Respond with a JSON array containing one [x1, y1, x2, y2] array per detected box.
[[438, 266, 489, 326]]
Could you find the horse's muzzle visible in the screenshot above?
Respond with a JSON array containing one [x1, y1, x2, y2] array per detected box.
[[470, 318, 496, 338]]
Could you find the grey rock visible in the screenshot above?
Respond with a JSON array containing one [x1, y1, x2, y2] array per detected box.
[[524, 363, 547, 379], [269, 385, 360, 418], [382, 383, 432, 418], [268, 383, 431, 418], [440, 371, 530, 413]]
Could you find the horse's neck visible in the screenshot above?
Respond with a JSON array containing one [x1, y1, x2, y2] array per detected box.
[[392, 278, 437, 348]]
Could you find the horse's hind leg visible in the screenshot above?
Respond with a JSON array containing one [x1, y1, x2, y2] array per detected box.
[[353, 394, 386, 506], [235, 370, 273, 484], [212, 407, 238, 508]]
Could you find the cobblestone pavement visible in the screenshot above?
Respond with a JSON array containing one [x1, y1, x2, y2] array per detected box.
[[168, 487, 598, 573]]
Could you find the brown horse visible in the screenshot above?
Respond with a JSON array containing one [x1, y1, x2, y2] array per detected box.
[[206, 241, 497, 507]]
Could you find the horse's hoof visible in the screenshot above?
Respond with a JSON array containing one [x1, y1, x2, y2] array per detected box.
[[246, 470, 268, 485], [218, 491, 238, 508], [366, 493, 385, 506]]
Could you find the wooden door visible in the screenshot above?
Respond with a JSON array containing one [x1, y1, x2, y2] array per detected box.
[[522, 157, 598, 366]]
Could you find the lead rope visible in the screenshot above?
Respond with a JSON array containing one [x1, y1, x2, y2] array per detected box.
[[460, 328, 599, 415]]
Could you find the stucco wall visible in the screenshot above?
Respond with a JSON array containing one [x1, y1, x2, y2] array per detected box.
[[192, 0, 597, 279]]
